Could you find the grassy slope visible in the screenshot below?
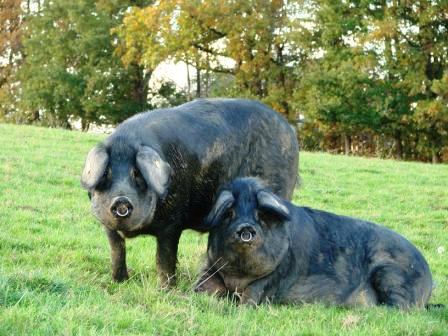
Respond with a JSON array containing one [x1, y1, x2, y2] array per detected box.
[[0, 123, 447, 335]]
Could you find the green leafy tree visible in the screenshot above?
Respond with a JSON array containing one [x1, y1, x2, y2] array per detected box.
[[366, 0, 448, 162], [19, 0, 152, 129], [115, 0, 307, 122], [296, 0, 447, 161], [295, 0, 382, 154]]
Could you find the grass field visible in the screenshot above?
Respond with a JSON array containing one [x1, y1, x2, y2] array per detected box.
[[0, 123, 447, 335]]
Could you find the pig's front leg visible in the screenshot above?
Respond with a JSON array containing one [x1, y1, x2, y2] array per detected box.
[[105, 227, 129, 282], [156, 229, 182, 288], [194, 260, 228, 297], [240, 274, 276, 306]]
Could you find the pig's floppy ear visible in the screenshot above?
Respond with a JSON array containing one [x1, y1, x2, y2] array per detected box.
[[204, 190, 235, 228], [257, 190, 290, 221], [136, 146, 171, 197], [81, 145, 109, 189]]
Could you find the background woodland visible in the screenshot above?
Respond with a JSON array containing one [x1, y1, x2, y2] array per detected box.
[[1, 0, 447, 162]]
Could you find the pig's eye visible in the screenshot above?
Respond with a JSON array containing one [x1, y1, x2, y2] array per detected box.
[[132, 168, 147, 190], [257, 210, 279, 227], [102, 167, 111, 180], [222, 208, 235, 221], [96, 168, 111, 190]]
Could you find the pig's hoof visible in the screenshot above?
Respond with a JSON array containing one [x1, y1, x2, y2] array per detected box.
[[193, 279, 227, 296], [112, 269, 129, 282], [193, 284, 204, 293], [159, 274, 176, 289]]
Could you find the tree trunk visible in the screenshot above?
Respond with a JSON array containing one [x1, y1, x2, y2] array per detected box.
[[196, 66, 201, 98], [31, 110, 40, 122], [431, 148, 440, 164], [205, 68, 210, 97], [343, 134, 351, 155], [128, 64, 150, 112], [81, 118, 89, 132], [394, 133, 403, 160], [186, 61, 192, 100], [204, 53, 210, 97]]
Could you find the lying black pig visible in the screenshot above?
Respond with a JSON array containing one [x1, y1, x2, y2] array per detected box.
[[195, 178, 433, 309], [81, 99, 298, 286]]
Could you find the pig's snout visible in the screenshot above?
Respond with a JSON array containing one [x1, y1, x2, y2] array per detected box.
[[235, 224, 257, 243], [110, 196, 133, 219]]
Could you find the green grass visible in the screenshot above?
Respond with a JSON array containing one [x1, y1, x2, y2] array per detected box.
[[0, 123, 447, 335]]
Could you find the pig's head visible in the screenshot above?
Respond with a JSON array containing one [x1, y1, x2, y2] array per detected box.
[[81, 139, 171, 232], [204, 178, 291, 281]]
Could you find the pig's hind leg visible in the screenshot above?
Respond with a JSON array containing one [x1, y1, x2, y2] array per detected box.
[[369, 264, 425, 309]]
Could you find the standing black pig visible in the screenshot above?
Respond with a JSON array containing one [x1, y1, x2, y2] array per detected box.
[[81, 99, 298, 286], [195, 178, 433, 309]]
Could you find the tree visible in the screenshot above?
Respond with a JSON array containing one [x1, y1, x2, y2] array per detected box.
[[366, 0, 448, 162], [0, 0, 23, 121], [296, 0, 448, 162], [115, 0, 307, 122], [19, 0, 153, 129], [294, 0, 382, 154]]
